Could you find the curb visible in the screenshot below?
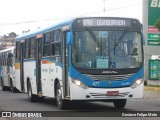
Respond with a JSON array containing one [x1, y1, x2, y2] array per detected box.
[[144, 86, 160, 92]]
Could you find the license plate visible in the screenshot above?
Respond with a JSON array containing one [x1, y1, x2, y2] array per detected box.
[[107, 91, 119, 96]]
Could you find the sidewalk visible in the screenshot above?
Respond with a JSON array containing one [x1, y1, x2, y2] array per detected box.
[[144, 86, 160, 99], [144, 86, 160, 92], [144, 91, 160, 99]]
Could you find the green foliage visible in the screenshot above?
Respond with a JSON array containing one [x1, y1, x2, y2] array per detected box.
[[9, 32, 17, 37]]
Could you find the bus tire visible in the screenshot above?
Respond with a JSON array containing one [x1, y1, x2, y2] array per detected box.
[[113, 99, 127, 109], [10, 79, 16, 93], [56, 82, 67, 110], [27, 81, 38, 102], [1, 78, 7, 91]]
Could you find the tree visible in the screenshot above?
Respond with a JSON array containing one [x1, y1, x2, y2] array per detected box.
[[9, 32, 17, 37], [155, 18, 160, 30]]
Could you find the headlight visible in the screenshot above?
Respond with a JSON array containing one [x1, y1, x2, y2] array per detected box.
[[131, 79, 143, 89], [72, 79, 88, 89]]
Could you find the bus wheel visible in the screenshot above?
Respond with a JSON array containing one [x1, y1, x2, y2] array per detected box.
[[1, 79, 7, 91], [10, 80, 16, 93], [56, 82, 66, 109], [113, 99, 127, 109], [27, 81, 37, 102]]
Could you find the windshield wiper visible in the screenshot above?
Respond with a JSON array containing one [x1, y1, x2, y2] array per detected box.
[[86, 28, 102, 48], [113, 30, 127, 56], [113, 30, 130, 67], [116, 30, 127, 45]]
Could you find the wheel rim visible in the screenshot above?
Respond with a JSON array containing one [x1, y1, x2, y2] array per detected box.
[[57, 85, 62, 106], [1, 79, 3, 87], [10, 81, 13, 91], [28, 85, 32, 98]]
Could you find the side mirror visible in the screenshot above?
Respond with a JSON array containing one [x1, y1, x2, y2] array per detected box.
[[141, 24, 145, 45], [66, 32, 72, 45]]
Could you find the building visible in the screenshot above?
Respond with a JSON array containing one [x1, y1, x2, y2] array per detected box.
[[143, 0, 160, 85], [0, 32, 16, 50]]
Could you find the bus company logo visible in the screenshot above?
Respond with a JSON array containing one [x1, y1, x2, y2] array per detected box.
[[1, 112, 42, 118], [102, 71, 118, 74]]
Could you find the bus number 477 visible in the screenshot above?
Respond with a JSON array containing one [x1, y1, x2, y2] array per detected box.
[[92, 81, 100, 86]]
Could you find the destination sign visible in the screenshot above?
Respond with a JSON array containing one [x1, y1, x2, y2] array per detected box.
[[73, 18, 141, 31], [83, 19, 126, 27]]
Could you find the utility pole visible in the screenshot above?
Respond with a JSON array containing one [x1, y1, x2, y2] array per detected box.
[[103, 0, 106, 16]]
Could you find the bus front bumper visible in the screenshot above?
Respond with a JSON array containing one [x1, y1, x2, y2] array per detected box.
[[70, 82, 144, 100]]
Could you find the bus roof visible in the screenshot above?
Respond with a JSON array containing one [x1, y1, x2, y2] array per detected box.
[[0, 47, 15, 53], [16, 18, 73, 41], [16, 17, 141, 41]]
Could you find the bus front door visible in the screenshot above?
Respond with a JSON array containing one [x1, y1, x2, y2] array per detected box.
[[20, 43, 25, 91], [36, 38, 42, 96], [62, 31, 70, 98]]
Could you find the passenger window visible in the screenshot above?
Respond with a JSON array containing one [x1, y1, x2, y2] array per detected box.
[[25, 39, 29, 59], [0, 54, 1, 65], [29, 37, 36, 58], [52, 29, 61, 56], [16, 41, 20, 60], [43, 32, 51, 57]]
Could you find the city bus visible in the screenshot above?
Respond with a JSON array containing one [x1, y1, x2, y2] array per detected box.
[[0, 47, 17, 92], [15, 17, 144, 109]]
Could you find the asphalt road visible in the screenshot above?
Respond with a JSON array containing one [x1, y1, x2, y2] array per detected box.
[[0, 87, 160, 120]]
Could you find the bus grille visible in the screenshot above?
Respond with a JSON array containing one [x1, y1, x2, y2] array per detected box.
[[83, 73, 134, 81]]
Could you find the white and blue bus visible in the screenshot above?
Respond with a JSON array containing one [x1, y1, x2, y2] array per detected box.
[[0, 47, 16, 92], [15, 17, 144, 109]]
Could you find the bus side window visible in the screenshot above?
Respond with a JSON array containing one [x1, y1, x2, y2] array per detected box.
[[29, 37, 36, 58], [4, 52, 6, 66], [16, 41, 20, 60], [52, 29, 61, 56], [0, 53, 1, 65], [2, 53, 4, 65], [0, 53, 2, 65], [52, 30, 55, 55], [5, 52, 8, 66], [3, 53, 5, 65], [25, 39, 29, 59], [8, 52, 13, 66], [43, 32, 51, 57], [23, 40, 26, 59], [7, 52, 9, 65]]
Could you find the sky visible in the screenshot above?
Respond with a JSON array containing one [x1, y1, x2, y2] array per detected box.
[[0, 0, 143, 36]]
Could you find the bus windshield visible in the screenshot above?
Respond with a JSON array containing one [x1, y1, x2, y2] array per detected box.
[[72, 30, 143, 69]]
